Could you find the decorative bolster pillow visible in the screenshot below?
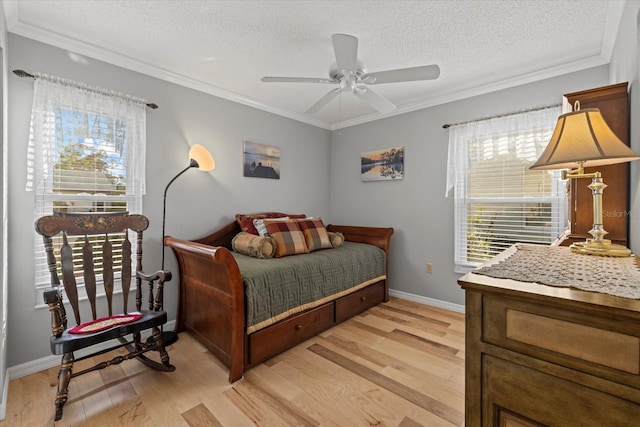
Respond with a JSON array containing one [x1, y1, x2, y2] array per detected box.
[[328, 231, 345, 248], [231, 232, 277, 259]]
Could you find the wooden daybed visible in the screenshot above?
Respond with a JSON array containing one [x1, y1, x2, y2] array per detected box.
[[165, 220, 393, 382]]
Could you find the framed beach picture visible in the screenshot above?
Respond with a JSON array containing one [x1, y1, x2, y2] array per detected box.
[[361, 146, 404, 181], [243, 141, 281, 179]]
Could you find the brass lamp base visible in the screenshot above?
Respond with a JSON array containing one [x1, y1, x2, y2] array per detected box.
[[570, 239, 632, 257]]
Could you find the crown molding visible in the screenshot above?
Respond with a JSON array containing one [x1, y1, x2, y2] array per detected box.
[[330, 54, 609, 130], [3, 2, 332, 130], [332, 0, 627, 130], [4, 0, 625, 132]]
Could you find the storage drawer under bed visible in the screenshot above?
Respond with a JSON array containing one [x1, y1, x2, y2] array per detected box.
[[335, 281, 385, 323], [247, 302, 335, 366]]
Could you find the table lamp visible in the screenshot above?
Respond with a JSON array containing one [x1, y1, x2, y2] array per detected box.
[[530, 102, 640, 256]]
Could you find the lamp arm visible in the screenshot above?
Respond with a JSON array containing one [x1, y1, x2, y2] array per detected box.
[[161, 162, 195, 270], [563, 169, 599, 180]]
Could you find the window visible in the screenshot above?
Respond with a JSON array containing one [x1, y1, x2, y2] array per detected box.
[[446, 107, 566, 272], [27, 76, 147, 302]]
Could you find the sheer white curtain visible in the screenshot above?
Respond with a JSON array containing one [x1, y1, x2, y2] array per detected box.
[[446, 106, 562, 197], [26, 74, 147, 195], [445, 106, 566, 271], [27, 74, 148, 301]]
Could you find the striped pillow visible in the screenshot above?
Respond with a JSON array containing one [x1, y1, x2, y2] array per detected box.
[[263, 219, 309, 257], [297, 218, 332, 252]]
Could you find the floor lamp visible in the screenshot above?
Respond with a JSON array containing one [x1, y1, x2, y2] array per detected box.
[[530, 102, 640, 256], [161, 143, 215, 344]]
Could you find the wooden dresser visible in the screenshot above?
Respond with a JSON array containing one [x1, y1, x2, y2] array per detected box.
[[458, 249, 640, 426]]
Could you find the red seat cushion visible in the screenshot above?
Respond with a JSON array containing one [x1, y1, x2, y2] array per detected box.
[[68, 313, 143, 334]]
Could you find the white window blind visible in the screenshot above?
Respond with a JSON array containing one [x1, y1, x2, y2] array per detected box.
[[446, 106, 566, 272], [28, 75, 147, 304]]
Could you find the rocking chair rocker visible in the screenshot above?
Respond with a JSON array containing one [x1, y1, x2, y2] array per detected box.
[[36, 212, 175, 421]]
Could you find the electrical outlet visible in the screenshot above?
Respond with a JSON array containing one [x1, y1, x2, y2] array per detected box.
[[426, 263, 433, 274]]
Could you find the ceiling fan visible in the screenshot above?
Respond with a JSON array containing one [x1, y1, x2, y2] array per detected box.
[[261, 33, 440, 114]]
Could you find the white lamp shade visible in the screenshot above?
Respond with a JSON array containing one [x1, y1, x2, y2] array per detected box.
[[189, 144, 215, 171], [530, 108, 640, 170]]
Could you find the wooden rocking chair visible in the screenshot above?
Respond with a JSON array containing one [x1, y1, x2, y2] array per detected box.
[[36, 212, 175, 421]]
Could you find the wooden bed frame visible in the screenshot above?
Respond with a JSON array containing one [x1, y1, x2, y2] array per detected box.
[[165, 220, 393, 382]]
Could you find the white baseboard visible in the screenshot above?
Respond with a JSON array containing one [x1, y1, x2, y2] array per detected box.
[[7, 320, 176, 381], [7, 295, 462, 382], [0, 294, 462, 420], [389, 289, 465, 314]]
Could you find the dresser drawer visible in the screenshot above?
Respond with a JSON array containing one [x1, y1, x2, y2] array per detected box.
[[248, 302, 335, 366], [335, 281, 385, 323], [483, 355, 640, 426], [482, 293, 640, 386]]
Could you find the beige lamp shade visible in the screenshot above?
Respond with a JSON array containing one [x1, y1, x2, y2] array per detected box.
[[189, 144, 215, 171], [530, 108, 640, 170]]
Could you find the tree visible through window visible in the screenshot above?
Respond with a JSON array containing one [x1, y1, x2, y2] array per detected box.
[[53, 110, 128, 212], [48, 111, 130, 280], [27, 76, 147, 303]]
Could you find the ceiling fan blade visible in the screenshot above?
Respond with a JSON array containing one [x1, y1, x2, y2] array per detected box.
[[261, 76, 335, 84], [363, 65, 441, 84], [305, 88, 342, 114], [332, 34, 358, 72], [353, 87, 396, 114]]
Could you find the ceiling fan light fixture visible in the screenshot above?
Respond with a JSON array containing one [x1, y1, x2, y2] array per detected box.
[[260, 33, 440, 114]]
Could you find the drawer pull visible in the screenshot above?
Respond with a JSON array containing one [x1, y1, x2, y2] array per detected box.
[[295, 324, 303, 330], [360, 297, 366, 302]]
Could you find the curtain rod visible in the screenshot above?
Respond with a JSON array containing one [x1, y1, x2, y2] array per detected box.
[[442, 103, 561, 129], [13, 69, 159, 109]]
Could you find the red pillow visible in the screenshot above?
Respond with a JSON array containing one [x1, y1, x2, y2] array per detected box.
[[236, 212, 306, 235], [236, 212, 288, 235], [288, 213, 308, 219]]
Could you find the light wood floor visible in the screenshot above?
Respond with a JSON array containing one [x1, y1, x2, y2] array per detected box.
[[1, 297, 465, 426]]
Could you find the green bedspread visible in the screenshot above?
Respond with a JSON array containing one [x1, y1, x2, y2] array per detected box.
[[232, 241, 386, 333]]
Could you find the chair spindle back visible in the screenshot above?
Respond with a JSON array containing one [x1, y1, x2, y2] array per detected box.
[[35, 212, 150, 326]]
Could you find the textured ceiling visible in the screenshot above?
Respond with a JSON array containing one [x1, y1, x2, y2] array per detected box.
[[3, 0, 625, 129]]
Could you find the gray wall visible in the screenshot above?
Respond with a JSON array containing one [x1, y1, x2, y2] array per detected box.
[[6, 35, 331, 367], [5, 11, 636, 369], [329, 66, 609, 306]]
